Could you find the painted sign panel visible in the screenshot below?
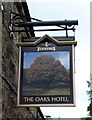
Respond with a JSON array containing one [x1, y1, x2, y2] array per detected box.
[[17, 35, 76, 106]]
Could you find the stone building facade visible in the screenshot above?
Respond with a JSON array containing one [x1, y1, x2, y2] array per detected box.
[[0, 1, 45, 119], [0, 1, 2, 119]]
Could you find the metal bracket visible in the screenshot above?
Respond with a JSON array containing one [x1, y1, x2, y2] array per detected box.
[[9, 12, 78, 38]]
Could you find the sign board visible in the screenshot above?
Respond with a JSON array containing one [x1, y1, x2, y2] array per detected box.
[[17, 34, 77, 107]]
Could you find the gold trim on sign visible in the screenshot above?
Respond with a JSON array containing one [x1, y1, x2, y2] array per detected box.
[[17, 47, 21, 106], [16, 34, 77, 47]]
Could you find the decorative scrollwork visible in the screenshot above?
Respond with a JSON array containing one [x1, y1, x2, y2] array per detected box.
[[9, 12, 78, 37]]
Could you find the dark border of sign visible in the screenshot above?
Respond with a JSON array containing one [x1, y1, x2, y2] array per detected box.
[[17, 42, 75, 107]]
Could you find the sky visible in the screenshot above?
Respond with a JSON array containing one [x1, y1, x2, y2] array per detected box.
[[91, 2, 92, 75], [26, 0, 91, 118], [23, 51, 70, 70]]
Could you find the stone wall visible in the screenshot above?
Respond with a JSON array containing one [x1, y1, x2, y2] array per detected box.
[[0, 1, 2, 119], [1, 1, 44, 119]]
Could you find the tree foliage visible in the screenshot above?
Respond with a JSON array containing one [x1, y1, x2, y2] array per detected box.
[[87, 79, 92, 116], [23, 55, 70, 89]]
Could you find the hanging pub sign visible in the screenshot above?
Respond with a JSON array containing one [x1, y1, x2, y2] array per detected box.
[[17, 34, 77, 107]]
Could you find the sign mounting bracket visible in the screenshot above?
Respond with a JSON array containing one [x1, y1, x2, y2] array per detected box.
[[8, 12, 78, 38]]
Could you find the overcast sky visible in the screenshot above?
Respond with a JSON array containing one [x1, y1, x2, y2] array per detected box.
[[24, 51, 70, 70], [26, 0, 91, 118], [90, 2, 92, 91]]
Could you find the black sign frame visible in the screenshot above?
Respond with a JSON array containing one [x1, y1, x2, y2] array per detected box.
[[17, 34, 76, 107]]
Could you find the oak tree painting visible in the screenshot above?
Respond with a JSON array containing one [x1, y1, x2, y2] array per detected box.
[[22, 52, 70, 96]]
